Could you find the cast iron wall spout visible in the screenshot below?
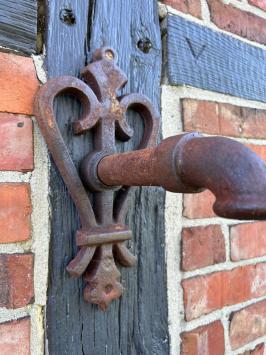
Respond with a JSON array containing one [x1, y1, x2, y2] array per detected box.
[[97, 132, 266, 220], [34, 46, 266, 309]]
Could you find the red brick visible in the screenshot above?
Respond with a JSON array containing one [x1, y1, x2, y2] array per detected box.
[[162, 0, 201, 18], [182, 262, 266, 320], [230, 222, 266, 261], [0, 52, 39, 115], [230, 300, 266, 349], [7, 254, 34, 308], [182, 99, 266, 139], [0, 184, 32, 243], [183, 190, 216, 219], [207, 0, 266, 45], [0, 254, 34, 308], [0, 318, 30, 355], [181, 321, 224, 355], [249, 0, 266, 12], [0, 114, 33, 172], [240, 343, 265, 355], [182, 225, 225, 271]]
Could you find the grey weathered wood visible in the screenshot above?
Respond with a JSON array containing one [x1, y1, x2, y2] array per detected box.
[[45, 1, 168, 354], [167, 14, 266, 102], [0, 0, 37, 54]]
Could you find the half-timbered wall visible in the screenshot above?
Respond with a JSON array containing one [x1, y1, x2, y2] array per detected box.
[[0, 2, 49, 353], [160, 1, 266, 354], [1, 1, 266, 354]]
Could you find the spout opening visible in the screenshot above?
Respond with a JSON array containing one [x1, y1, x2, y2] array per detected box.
[[214, 196, 266, 220]]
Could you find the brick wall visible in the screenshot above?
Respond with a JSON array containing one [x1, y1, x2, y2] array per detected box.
[[160, 0, 266, 354], [1, 1, 266, 354], [0, 51, 49, 354]]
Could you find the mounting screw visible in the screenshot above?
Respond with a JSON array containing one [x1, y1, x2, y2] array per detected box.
[[137, 38, 152, 54], [60, 8, 76, 25]]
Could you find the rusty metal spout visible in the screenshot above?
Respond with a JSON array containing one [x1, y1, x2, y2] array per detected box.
[[97, 132, 266, 220], [34, 45, 266, 310]]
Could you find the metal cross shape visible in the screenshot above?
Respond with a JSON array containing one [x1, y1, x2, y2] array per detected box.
[[34, 47, 159, 310]]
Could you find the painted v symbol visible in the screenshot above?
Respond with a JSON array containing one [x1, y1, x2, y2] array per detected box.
[[186, 37, 206, 60]]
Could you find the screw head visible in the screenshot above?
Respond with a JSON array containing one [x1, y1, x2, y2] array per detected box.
[[137, 38, 152, 53]]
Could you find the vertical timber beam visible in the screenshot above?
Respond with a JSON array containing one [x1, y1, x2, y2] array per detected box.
[[45, 0, 168, 354]]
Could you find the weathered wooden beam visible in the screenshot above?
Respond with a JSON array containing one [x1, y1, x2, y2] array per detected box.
[[167, 14, 266, 102], [45, 0, 168, 354], [0, 0, 37, 55]]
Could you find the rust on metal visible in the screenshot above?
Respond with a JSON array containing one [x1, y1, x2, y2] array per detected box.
[[35, 45, 266, 311], [34, 46, 159, 310], [98, 132, 266, 220], [76, 225, 132, 247]]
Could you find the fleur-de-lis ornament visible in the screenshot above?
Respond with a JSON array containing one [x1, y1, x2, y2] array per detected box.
[[34, 47, 159, 310]]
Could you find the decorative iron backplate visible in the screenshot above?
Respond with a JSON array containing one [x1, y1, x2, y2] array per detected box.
[[34, 47, 159, 310]]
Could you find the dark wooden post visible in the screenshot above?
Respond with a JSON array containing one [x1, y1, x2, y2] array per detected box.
[[45, 1, 169, 353]]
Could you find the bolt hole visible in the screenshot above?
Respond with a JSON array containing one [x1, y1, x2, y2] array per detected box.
[[17, 122, 24, 128], [59, 8, 76, 25], [137, 38, 152, 54], [104, 49, 115, 61]]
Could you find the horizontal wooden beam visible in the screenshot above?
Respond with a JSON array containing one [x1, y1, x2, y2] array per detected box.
[[0, 0, 37, 55], [167, 15, 266, 103]]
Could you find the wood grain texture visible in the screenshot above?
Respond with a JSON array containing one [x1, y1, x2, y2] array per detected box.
[[0, 0, 37, 54], [167, 14, 266, 102], [45, 1, 168, 354]]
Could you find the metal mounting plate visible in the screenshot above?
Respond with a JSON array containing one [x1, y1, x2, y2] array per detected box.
[[34, 46, 159, 310]]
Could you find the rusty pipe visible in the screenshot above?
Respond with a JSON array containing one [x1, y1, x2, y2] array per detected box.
[[97, 132, 266, 220]]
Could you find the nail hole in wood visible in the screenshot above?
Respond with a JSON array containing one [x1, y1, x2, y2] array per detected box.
[[59, 8, 76, 26]]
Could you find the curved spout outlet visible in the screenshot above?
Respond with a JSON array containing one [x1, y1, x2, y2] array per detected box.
[[97, 132, 266, 220]]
